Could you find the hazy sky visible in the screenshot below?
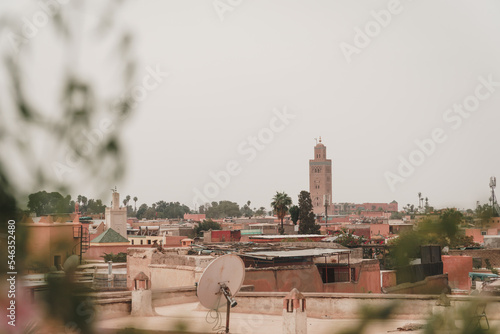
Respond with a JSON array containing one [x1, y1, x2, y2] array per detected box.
[[2, 0, 500, 212]]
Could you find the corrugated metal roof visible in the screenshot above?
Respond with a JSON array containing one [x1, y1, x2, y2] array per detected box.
[[249, 234, 323, 239], [242, 248, 351, 260]]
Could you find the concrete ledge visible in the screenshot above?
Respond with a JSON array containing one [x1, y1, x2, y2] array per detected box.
[[233, 292, 500, 320]]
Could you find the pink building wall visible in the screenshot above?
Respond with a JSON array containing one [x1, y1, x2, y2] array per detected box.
[[370, 224, 390, 237], [184, 213, 206, 221], [466, 229, 484, 244], [488, 228, 499, 236], [442, 255, 472, 291], [243, 260, 381, 293]]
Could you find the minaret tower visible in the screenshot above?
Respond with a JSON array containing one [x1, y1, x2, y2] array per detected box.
[[105, 188, 128, 239], [309, 137, 332, 215]]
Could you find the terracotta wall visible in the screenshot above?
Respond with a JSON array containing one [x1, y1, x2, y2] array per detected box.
[[370, 224, 390, 237], [243, 260, 381, 294], [442, 255, 472, 291], [244, 266, 324, 292], [465, 229, 484, 244], [25, 223, 80, 270]]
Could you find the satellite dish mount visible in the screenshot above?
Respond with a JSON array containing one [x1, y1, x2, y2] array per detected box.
[[197, 254, 245, 333]]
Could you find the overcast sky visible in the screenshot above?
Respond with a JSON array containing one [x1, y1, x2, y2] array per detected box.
[[2, 0, 500, 212]]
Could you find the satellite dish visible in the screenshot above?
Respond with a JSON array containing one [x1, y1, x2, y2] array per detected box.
[[197, 254, 245, 333], [197, 254, 245, 309], [63, 255, 80, 273]]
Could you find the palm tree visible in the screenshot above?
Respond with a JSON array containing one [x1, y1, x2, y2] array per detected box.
[[133, 196, 138, 211], [271, 192, 292, 234], [123, 195, 131, 208], [418, 192, 422, 209]]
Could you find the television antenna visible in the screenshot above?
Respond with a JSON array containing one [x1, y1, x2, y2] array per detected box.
[[490, 177, 500, 216], [197, 254, 245, 333]]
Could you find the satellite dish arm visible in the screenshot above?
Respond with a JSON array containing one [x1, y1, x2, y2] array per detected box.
[[219, 283, 237, 308]]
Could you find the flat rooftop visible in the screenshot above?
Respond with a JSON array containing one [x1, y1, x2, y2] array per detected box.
[[96, 302, 436, 334], [242, 248, 351, 260], [249, 234, 324, 239]]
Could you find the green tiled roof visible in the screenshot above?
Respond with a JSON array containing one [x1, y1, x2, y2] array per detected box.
[[92, 228, 128, 243]]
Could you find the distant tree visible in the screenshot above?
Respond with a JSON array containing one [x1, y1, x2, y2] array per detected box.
[[476, 203, 496, 226], [334, 229, 365, 248], [194, 219, 221, 237], [439, 209, 463, 241], [154, 201, 190, 219], [27, 191, 72, 216], [133, 196, 138, 211], [145, 207, 157, 220], [255, 206, 266, 217], [86, 199, 106, 214], [289, 205, 300, 225], [81, 196, 88, 210], [205, 200, 240, 219], [388, 208, 466, 268], [136, 203, 148, 219], [271, 192, 292, 234], [123, 195, 131, 208], [240, 200, 254, 218], [298, 191, 320, 234]]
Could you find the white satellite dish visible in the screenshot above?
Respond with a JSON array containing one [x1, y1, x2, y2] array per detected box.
[[63, 255, 80, 273], [197, 254, 245, 333]]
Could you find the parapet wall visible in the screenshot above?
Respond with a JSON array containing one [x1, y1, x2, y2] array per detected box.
[[127, 248, 214, 290], [384, 274, 450, 295], [448, 248, 500, 268], [232, 292, 500, 320]]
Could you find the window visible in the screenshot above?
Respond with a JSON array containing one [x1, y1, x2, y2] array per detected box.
[[148, 240, 151, 245], [131, 239, 134, 245], [140, 240, 143, 245]]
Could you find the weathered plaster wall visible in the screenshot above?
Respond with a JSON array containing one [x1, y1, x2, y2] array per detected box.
[[232, 292, 500, 320], [442, 255, 472, 291]]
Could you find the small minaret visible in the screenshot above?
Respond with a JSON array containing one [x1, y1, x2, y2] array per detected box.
[[105, 188, 128, 239]]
